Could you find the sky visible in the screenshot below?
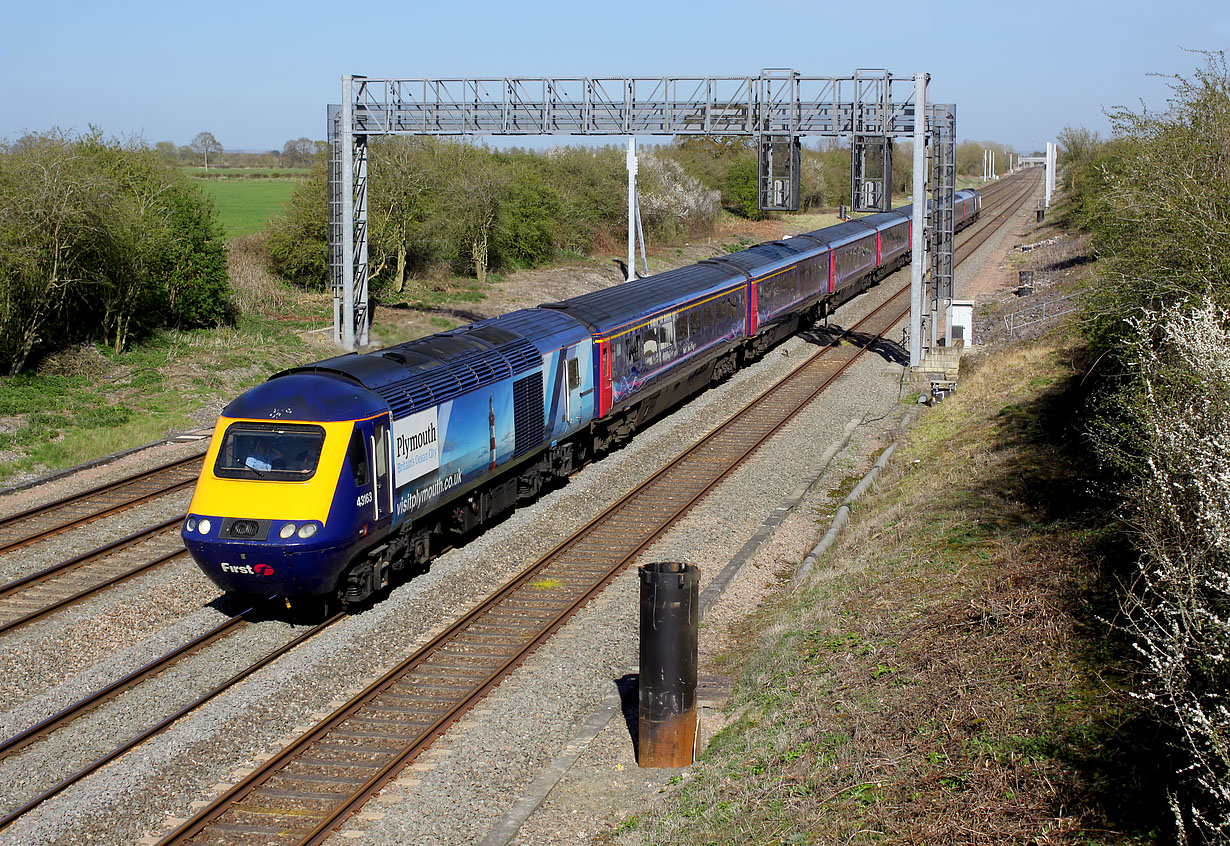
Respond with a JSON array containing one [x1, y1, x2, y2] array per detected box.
[[2, 0, 1227, 155]]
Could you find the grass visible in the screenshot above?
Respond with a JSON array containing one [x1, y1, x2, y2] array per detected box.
[[0, 241, 336, 487], [0, 327, 318, 485], [194, 178, 300, 238], [607, 328, 1165, 845], [182, 167, 311, 179]]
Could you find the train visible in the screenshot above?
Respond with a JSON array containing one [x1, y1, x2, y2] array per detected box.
[[181, 189, 981, 610]]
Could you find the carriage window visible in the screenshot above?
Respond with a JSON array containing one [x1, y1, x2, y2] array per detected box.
[[659, 317, 675, 349], [373, 425, 388, 479], [689, 307, 702, 339], [642, 326, 659, 363]]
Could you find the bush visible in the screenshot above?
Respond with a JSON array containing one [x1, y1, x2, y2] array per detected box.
[[266, 156, 330, 287], [0, 131, 231, 373], [1075, 53, 1230, 352], [1094, 300, 1230, 841], [1078, 53, 1230, 840], [638, 155, 720, 241], [496, 169, 562, 268], [724, 157, 763, 219]]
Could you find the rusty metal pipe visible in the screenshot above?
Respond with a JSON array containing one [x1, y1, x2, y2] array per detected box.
[[638, 561, 699, 768]]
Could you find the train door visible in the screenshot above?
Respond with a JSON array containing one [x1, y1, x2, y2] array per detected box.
[[596, 339, 613, 418], [372, 417, 391, 522], [562, 344, 587, 430]]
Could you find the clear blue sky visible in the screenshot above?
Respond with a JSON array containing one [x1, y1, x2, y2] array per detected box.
[[2, 0, 1227, 154]]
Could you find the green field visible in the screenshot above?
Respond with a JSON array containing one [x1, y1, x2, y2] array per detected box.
[[183, 167, 312, 179], [194, 177, 299, 238]]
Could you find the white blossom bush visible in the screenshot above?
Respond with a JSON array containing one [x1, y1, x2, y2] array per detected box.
[[638, 155, 720, 241], [1112, 297, 1230, 842]]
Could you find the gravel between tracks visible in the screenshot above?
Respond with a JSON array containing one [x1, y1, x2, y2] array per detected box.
[[0, 175, 1040, 846]]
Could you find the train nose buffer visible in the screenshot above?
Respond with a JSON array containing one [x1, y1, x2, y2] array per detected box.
[[183, 528, 347, 597]]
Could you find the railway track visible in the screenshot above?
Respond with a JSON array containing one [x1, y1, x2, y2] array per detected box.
[[956, 172, 1037, 258], [0, 454, 203, 555], [0, 174, 1033, 640], [0, 611, 344, 830], [0, 519, 187, 635], [153, 171, 1040, 846], [0, 613, 250, 761]]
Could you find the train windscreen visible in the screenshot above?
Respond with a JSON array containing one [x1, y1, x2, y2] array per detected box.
[[214, 422, 327, 481]]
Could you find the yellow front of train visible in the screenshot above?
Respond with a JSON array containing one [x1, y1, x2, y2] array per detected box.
[[181, 371, 391, 600]]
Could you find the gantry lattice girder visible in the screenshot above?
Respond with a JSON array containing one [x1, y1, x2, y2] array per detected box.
[[345, 73, 917, 137], [930, 104, 957, 304], [329, 71, 956, 356]]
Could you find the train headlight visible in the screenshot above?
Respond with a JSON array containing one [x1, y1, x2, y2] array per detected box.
[[279, 523, 297, 539], [185, 517, 198, 533], [297, 523, 318, 539], [198, 518, 212, 535]]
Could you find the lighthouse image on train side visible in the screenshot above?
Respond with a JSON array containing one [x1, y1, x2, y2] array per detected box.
[[488, 396, 497, 472]]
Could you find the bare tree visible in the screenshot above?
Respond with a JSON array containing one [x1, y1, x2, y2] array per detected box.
[[1055, 125, 1100, 191], [280, 137, 319, 168], [449, 153, 503, 284], [188, 131, 223, 171]]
